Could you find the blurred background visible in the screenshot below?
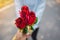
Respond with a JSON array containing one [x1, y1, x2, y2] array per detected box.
[[0, 0, 60, 40]]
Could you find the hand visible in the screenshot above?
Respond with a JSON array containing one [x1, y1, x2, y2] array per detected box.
[[14, 31, 31, 40]]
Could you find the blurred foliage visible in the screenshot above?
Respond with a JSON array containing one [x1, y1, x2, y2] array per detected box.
[[0, 0, 13, 8]]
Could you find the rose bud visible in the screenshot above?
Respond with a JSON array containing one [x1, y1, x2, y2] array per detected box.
[[19, 5, 30, 19], [28, 11, 36, 25], [15, 17, 27, 29]]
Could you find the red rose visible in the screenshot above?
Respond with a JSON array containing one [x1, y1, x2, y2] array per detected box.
[[19, 5, 29, 19], [28, 11, 36, 25], [15, 17, 27, 29], [20, 11, 26, 19], [21, 5, 29, 12]]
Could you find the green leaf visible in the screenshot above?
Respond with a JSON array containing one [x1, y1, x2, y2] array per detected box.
[[23, 27, 28, 34], [30, 26, 34, 30], [34, 17, 38, 24]]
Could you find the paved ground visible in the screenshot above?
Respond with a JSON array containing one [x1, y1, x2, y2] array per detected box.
[[0, 0, 60, 40]]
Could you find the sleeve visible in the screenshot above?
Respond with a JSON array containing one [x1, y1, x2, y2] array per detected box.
[[33, 0, 46, 30], [14, 0, 21, 18]]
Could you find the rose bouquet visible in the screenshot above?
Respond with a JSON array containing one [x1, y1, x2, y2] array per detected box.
[[15, 5, 38, 34], [13, 0, 45, 40]]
